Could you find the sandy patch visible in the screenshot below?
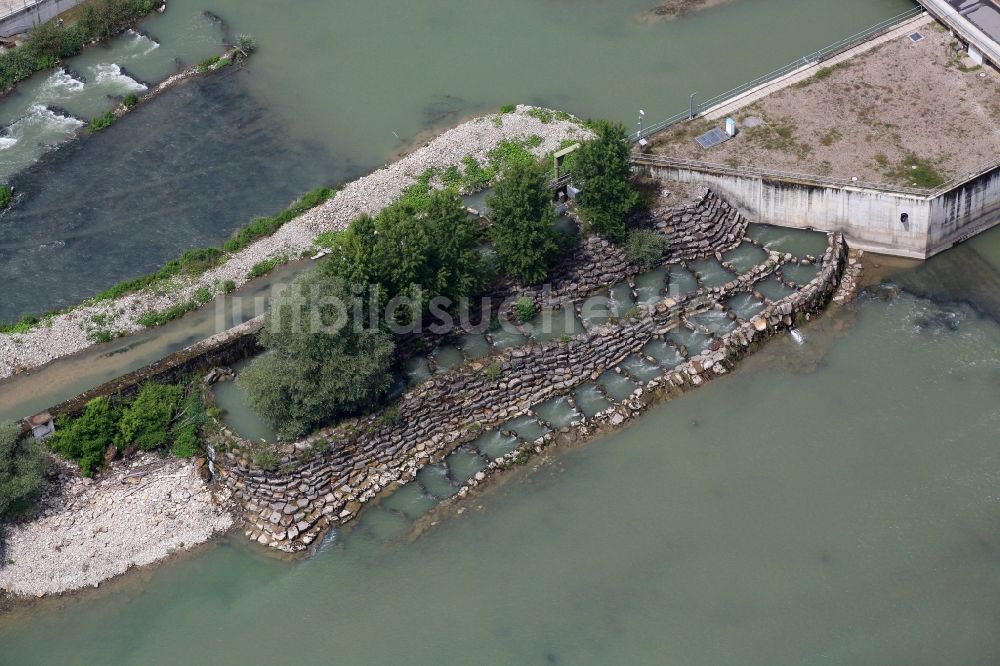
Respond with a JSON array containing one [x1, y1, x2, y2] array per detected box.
[[636, 0, 740, 24], [652, 24, 1000, 187]]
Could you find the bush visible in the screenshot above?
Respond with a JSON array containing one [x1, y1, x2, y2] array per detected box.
[[235, 33, 257, 57], [0, 184, 12, 209], [239, 271, 396, 440], [122, 92, 139, 108], [170, 389, 205, 458], [499, 104, 516, 114], [87, 110, 117, 133], [488, 159, 561, 284], [48, 397, 119, 477], [220, 279, 236, 294], [115, 382, 183, 451], [515, 296, 535, 322], [625, 229, 666, 268], [0, 422, 47, 522], [574, 120, 639, 244]]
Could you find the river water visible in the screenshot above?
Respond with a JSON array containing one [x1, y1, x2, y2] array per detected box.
[[6, 0, 1000, 663], [0, 0, 913, 321], [2, 241, 1000, 663]]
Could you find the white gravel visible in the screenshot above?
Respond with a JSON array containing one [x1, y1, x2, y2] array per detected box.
[[0, 106, 592, 380], [0, 455, 232, 598]]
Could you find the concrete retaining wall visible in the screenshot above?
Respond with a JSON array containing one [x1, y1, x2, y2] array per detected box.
[[0, 0, 85, 37], [639, 160, 1000, 259]]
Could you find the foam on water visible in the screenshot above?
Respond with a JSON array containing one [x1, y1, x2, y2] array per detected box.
[[92, 63, 148, 92], [124, 29, 161, 58], [1, 104, 84, 149], [37, 68, 86, 101]]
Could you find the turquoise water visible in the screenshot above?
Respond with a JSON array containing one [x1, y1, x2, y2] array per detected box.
[[3, 275, 1000, 664], [0, 0, 912, 320], [11, 2, 1000, 663]]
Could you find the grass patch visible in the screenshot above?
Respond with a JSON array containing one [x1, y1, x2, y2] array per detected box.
[[886, 154, 946, 189], [819, 128, 842, 147], [224, 186, 336, 253], [247, 257, 283, 280]]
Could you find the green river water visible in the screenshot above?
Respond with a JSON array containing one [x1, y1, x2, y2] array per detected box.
[[6, 0, 1000, 663]]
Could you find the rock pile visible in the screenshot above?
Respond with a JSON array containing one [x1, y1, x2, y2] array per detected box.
[[0, 455, 232, 597], [213, 228, 845, 552]]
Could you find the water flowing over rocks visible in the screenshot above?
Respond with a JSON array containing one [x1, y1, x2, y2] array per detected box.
[[0, 455, 232, 598], [211, 219, 846, 552], [0, 107, 591, 380]]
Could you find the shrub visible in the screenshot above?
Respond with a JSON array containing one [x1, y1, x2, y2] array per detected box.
[[193, 286, 213, 304], [239, 271, 396, 440], [526, 108, 553, 123], [220, 279, 236, 294], [0, 185, 12, 210], [122, 92, 139, 108], [574, 120, 639, 244], [625, 229, 666, 268], [87, 110, 117, 133], [115, 382, 183, 451], [488, 159, 561, 284], [197, 54, 220, 73], [48, 397, 119, 477], [137, 300, 197, 328], [515, 296, 536, 322], [499, 104, 516, 114], [170, 389, 204, 458], [235, 33, 257, 58], [483, 361, 503, 381], [0, 422, 47, 522], [460, 155, 493, 192]]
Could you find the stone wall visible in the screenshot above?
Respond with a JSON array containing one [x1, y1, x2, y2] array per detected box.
[[213, 229, 846, 552], [394, 188, 746, 358], [635, 155, 1000, 260]]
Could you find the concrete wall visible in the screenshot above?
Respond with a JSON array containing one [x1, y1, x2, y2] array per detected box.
[[0, 0, 85, 37], [929, 166, 1000, 250], [639, 160, 1000, 259]]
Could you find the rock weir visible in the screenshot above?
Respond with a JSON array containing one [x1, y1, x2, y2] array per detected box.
[[211, 211, 847, 552]]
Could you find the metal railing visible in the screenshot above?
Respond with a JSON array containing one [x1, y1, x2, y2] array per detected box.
[[637, 6, 927, 141], [633, 154, 1000, 198]]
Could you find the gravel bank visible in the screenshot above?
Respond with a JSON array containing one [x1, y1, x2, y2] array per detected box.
[[0, 106, 591, 381], [0, 455, 232, 598]]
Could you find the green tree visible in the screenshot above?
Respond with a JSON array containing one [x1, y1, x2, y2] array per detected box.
[[422, 189, 486, 302], [487, 159, 561, 285], [48, 397, 119, 477], [239, 271, 396, 440], [574, 120, 638, 244], [0, 422, 47, 522], [325, 190, 484, 312]]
